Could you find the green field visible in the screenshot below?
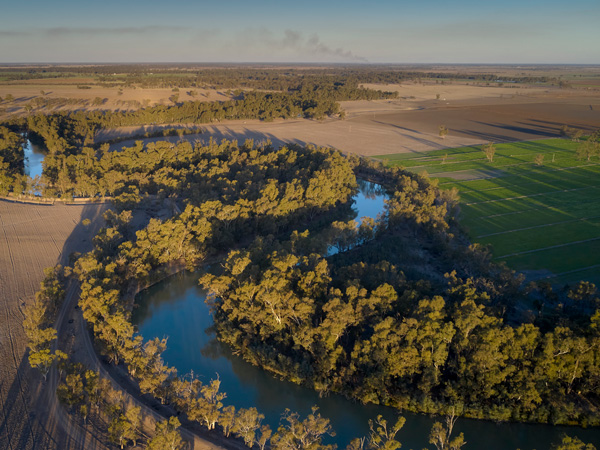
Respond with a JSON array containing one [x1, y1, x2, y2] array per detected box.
[[376, 138, 600, 287]]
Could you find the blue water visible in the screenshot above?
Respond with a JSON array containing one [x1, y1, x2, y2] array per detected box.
[[132, 182, 600, 450], [23, 140, 45, 179]]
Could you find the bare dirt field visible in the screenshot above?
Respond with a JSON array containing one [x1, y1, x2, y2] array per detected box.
[[0, 80, 230, 118], [1, 70, 599, 449], [0, 201, 106, 450], [101, 84, 600, 157], [0, 200, 230, 450]]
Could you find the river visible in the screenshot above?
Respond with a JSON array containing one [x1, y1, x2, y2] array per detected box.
[[23, 139, 45, 179], [132, 181, 600, 450]]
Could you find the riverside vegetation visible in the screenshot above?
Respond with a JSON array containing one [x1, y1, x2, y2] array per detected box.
[[7, 89, 599, 448]]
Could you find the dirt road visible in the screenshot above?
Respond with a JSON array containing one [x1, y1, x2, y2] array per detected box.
[[0, 200, 231, 450], [0, 202, 106, 450]]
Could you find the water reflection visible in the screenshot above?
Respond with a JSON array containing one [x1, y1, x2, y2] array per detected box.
[[352, 180, 386, 225], [132, 181, 600, 449], [356, 178, 387, 200], [23, 140, 45, 179]]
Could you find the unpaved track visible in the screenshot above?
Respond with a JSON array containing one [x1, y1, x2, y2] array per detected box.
[[0, 200, 229, 450], [0, 202, 106, 450]]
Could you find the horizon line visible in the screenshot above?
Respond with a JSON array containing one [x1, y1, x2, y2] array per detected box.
[[1, 61, 599, 67]]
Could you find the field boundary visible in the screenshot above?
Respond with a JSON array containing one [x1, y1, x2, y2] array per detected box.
[[495, 237, 600, 259], [476, 215, 600, 238], [464, 185, 600, 206]]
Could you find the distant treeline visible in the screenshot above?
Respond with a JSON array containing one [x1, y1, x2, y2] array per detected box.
[[0, 65, 554, 86], [0, 78, 396, 196]]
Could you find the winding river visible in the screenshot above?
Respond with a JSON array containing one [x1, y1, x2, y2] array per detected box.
[[132, 181, 600, 449]]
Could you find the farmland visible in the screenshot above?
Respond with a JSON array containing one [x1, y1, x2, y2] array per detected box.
[[377, 138, 600, 286]]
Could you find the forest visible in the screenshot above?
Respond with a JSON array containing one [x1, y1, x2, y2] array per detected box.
[[19, 134, 600, 448], [6, 68, 597, 448], [0, 77, 397, 197]]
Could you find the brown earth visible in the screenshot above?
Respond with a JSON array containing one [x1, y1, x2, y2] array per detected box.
[[101, 84, 600, 157], [0, 82, 231, 118], [1, 72, 600, 449], [0, 201, 106, 449], [0, 199, 232, 450]]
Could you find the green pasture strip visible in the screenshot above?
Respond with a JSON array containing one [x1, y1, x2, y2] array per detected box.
[[377, 139, 582, 170], [460, 188, 600, 221], [377, 139, 578, 162], [423, 156, 593, 176], [469, 211, 600, 240], [462, 183, 600, 206], [543, 266, 600, 287], [438, 163, 600, 189], [498, 239, 600, 275], [446, 165, 600, 197], [379, 138, 600, 285], [483, 218, 600, 256]]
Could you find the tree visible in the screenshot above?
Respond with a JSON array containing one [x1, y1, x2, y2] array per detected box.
[[534, 153, 544, 166], [438, 125, 448, 139], [23, 298, 56, 352], [57, 372, 85, 408], [482, 142, 496, 163], [148, 416, 185, 450], [125, 405, 142, 447], [366, 415, 404, 450], [576, 139, 599, 162], [220, 405, 236, 437], [108, 409, 132, 450], [428, 410, 466, 450], [271, 407, 335, 450], [29, 348, 67, 381], [80, 404, 89, 425], [234, 407, 264, 447], [188, 378, 225, 430], [553, 435, 597, 450], [257, 425, 273, 450]]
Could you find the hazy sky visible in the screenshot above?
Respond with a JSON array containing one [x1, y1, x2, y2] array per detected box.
[[1, 0, 599, 63]]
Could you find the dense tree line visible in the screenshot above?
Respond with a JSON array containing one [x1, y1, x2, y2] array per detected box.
[[22, 266, 68, 380], [0, 65, 554, 87], [70, 141, 357, 388], [61, 142, 367, 448], [0, 79, 395, 196], [20, 138, 599, 447], [200, 158, 600, 426], [65, 137, 599, 428], [0, 125, 25, 194]]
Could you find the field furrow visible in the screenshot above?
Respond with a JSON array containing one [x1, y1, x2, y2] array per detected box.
[[380, 138, 600, 285]]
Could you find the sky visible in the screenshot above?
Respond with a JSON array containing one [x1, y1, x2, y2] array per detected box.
[[1, 0, 599, 64]]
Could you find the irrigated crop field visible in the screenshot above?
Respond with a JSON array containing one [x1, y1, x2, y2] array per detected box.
[[377, 138, 600, 286]]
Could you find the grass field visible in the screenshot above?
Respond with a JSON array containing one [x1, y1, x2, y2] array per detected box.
[[376, 138, 600, 287]]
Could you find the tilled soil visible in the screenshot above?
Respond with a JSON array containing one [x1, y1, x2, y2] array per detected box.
[[0, 202, 106, 450], [102, 92, 600, 157]]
